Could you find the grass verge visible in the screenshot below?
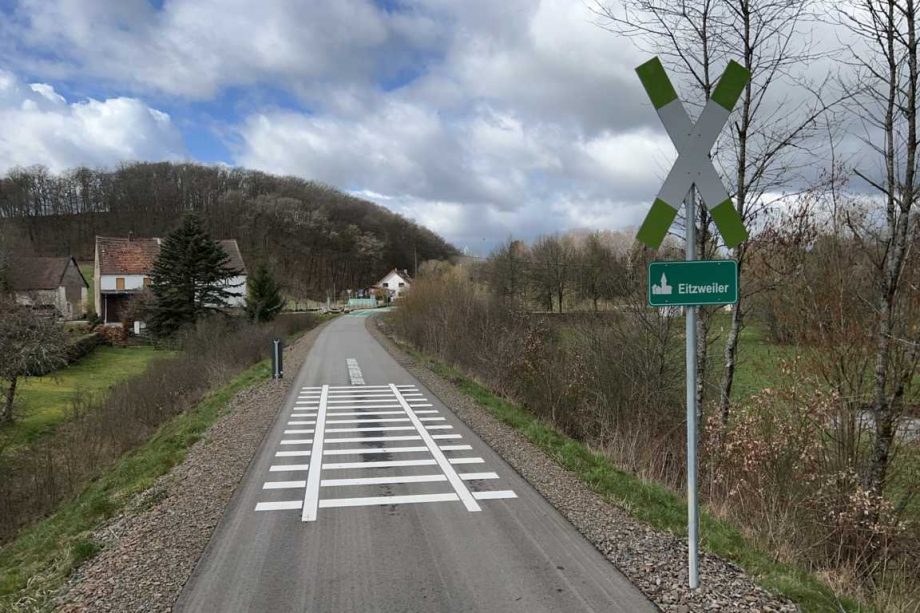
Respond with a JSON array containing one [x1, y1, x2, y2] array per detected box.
[[402, 346, 866, 613], [5, 346, 172, 450], [0, 357, 272, 610]]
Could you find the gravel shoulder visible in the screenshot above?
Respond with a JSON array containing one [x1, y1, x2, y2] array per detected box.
[[52, 323, 327, 613], [367, 315, 799, 613]]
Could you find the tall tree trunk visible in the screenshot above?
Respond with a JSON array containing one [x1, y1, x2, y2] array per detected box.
[[2, 376, 18, 423], [718, 297, 743, 431]]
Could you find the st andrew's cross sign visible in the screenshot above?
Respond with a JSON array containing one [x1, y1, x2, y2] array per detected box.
[[635, 57, 750, 249]]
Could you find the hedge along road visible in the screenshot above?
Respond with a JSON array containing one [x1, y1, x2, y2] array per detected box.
[[174, 313, 655, 613]]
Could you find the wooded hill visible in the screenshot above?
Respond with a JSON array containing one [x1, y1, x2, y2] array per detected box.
[[0, 162, 457, 300]]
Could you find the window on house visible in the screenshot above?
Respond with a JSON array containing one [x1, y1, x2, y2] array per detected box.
[[399, 283, 405, 287], [382, 282, 389, 288], [143, 277, 151, 287], [116, 277, 125, 290]]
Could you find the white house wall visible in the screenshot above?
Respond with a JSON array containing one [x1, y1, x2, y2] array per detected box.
[[100, 274, 148, 291], [224, 276, 247, 307]]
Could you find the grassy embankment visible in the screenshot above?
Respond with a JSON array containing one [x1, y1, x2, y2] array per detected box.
[[3, 346, 171, 450], [0, 357, 273, 609], [392, 334, 865, 613]]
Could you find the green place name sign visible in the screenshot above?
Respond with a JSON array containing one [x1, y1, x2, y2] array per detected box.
[[648, 260, 738, 307]]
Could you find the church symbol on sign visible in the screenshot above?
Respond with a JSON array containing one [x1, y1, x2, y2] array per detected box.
[[652, 272, 673, 295]]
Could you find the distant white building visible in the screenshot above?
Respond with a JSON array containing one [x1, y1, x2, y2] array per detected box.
[[376, 269, 412, 301], [94, 236, 247, 324]]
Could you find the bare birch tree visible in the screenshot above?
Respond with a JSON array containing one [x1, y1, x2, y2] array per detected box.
[[838, 0, 920, 532]]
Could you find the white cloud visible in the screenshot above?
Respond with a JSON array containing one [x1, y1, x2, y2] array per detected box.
[[0, 70, 185, 173]]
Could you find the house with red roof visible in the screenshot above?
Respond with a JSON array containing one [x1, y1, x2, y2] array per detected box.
[[94, 236, 247, 324]]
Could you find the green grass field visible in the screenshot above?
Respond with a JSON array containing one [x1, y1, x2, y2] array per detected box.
[[2, 346, 169, 450], [0, 358, 272, 608]]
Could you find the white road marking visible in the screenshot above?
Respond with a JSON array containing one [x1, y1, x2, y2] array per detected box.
[[327, 418, 411, 424], [323, 446, 429, 456], [472, 490, 518, 500], [325, 411, 405, 417], [326, 425, 417, 433], [346, 358, 365, 385], [324, 435, 422, 443], [414, 410, 438, 414], [276, 450, 311, 457], [390, 384, 481, 513], [263, 481, 306, 489], [256, 500, 303, 511], [324, 393, 397, 399], [269, 464, 310, 472], [323, 459, 438, 470], [459, 472, 499, 480], [449, 458, 484, 464], [425, 425, 453, 430], [319, 493, 459, 508], [409, 403, 434, 408], [324, 404, 401, 410], [288, 420, 316, 425], [302, 385, 329, 522], [321, 475, 448, 487], [328, 399, 407, 404], [419, 417, 446, 422], [284, 429, 315, 434], [280, 439, 314, 445], [437, 444, 473, 451]]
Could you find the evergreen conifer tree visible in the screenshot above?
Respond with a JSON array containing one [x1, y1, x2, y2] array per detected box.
[[246, 264, 284, 323], [149, 212, 241, 336]]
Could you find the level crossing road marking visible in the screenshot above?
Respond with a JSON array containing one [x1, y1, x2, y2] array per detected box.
[[256, 384, 515, 519], [301, 385, 329, 521], [347, 358, 365, 385]]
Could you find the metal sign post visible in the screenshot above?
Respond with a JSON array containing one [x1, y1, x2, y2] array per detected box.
[[272, 339, 283, 380], [635, 57, 750, 589]]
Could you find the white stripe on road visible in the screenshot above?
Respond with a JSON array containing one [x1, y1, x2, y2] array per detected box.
[[472, 490, 518, 500], [280, 439, 313, 445], [327, 399, 406, 404], [324, 435, 422, 443], [327, 418, 410, 424], [449, 458, 484, 464], [431, 434, 462, 440], [425, 425, 453, 430], [323, 459, 438, 470], [459, 472, 499, 480], [324, 404, 400, 410], [276, 450, 311, 457], [437, 445, 473, 451], [323, 446, 429, 456], [326, 425, 417, 433], [325, 411, 405, 417], [283, 429, 315, 434], [269, 464, 309, 472], [288, 420, 316, 425], [256, 500, 303, 511], [414, 410, 438, 414], [409, 403, 434, 408], [302, 385, 329, 522], [390, 384, 480, 513], [321, 474, 448, 487], [319, 493, 459, 508], [263, 480, 306, 489], [347, 358, 365, 385]]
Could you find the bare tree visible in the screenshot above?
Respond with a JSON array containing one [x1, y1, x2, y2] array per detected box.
[[838, 0, 920, 530], [530, 235, 573, 313], [591, 0, 829, 425], [486, 238, 530, 303], [0, 298, 70, 423]]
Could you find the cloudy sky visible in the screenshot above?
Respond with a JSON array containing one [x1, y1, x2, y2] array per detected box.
[[0, 0, 831, 253]]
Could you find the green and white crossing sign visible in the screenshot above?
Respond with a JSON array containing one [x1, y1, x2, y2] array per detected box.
[[635, 57, 750, 249], [633, 56, 751, 592], [647, 260, 738, 307]]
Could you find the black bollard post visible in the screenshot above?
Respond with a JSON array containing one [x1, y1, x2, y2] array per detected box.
[[272, 339, 284, 379]]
